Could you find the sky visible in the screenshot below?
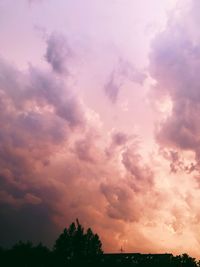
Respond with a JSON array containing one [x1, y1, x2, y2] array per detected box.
[[1, 0, 200, 258]]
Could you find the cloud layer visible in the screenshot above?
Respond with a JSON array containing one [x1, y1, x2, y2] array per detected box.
[[1, 0, 200, 259], [0, 35, 156, 252]]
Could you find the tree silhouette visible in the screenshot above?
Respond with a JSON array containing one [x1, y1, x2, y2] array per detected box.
[[181, 253, 197, 267], [0, 241, 51, 267], [85, 228, 103, 258], [53, 219, 103, 266], [2, 219, 200, 267]]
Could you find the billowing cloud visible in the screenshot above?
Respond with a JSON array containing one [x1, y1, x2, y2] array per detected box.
[[3, 0, 200, 258], [0, 54, 86, 246], [149, 0, 200, 164], [147, 0, 200, 255], [0, 50, 156, 252]]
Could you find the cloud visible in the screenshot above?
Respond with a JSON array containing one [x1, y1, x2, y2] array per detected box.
[[149, 0, 200, 163], [73, 133, 100, 163], [105, 131, 130, 158], [111, 132, 129, 146], [4, 0, 200, 254], [0, 56, 156, 250], [159, 148, 196, 174], [147, 0, 200, 255], [100, 182, 140, 222], [122, 147, 154, 190], [0, 54, 186, 253], [0, 53, 87, 246], [105, 58, 147, 103], [45, 33, 73, 75]]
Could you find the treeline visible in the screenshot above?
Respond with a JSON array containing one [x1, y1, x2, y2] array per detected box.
[[104, 253, 199, 267], [0, 219, 102, 267], [0, 219, 200, 267]]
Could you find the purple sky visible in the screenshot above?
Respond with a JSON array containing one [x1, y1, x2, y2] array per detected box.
[[1, 0, 200, 258]]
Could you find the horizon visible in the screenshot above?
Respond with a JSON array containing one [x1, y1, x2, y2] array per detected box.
[[1, 0, 200, 259]]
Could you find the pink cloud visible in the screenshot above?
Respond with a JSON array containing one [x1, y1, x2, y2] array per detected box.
[[2, 0, 200, 258], [0, 56, 157, 250], [45, 33, 73, 75], [105, 58, 147, 103]]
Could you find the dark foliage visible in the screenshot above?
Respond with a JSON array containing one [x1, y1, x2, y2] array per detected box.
[[0, 241, 52, 267], [0, 219, 199, 267], [53, 219, 103, 266]]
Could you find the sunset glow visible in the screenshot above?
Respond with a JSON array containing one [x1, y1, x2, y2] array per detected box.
[[1, 0, 200, 259]]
